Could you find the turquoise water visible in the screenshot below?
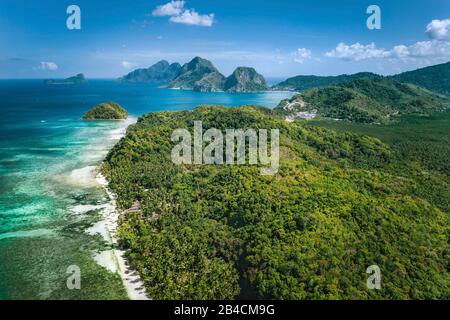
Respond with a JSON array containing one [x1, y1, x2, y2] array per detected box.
[[0, 80, 293, 299]]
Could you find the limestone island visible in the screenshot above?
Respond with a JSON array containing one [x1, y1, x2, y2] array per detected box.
[[120, 56, 270, 93], [83, 101, 128, 120], [44, 73, 87, 85]]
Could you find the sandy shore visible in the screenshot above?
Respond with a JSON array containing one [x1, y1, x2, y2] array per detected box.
[[84, 117, 149, 300], [95, 172, 150, 300]]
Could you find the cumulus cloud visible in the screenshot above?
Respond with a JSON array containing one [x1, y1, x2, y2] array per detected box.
[[326, 18, 450, 65], [426, 18, 450, 40], [169, 9, 214, 27], [152, 0, 185, 17], [39, 61, 58, 71], [152, 1, 214, 27], [121, 61, 138, 69], [325, 42, 389, 61], [390, 45, 410, 59], [326, 39, 450, 63], [390, 40, 450, 59], [293, 48, 312, 63]]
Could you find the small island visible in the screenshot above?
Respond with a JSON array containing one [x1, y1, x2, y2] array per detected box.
[[83, 101, 128, 120], [44, 73, 87, 85]]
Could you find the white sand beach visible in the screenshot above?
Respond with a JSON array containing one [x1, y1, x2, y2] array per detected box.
[[95, 171, 149, 300]]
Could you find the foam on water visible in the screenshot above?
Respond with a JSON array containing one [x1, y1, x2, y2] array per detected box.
[[70, 203, 106, 215], [86, 220, 111, 242], [92, 250, 118, 273], [64, 166, 98, 187]]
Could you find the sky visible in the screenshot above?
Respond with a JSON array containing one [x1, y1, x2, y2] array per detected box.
[[0, 0, 449, 78]]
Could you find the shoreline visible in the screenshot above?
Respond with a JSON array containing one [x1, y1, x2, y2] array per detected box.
[[95, 172, 150, 300], [90, 116, 149, 300]]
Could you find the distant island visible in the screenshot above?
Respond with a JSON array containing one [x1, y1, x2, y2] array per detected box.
[[83, 101, 128, 120], [168, 57, 225, 92], [223, 66, 268, 93], [119, 60, 181, 83], [168, 57, 269, 93], [44, 73, 87, 85], [120, 56, 268, 93]]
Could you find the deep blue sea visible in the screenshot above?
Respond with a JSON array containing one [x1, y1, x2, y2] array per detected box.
[[0, 80, 293, 299]]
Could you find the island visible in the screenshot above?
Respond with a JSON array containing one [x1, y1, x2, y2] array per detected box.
[[82, 101, 128, 120], [168, 56, 226, 92], [223, 67, 268, 93], [119, 60, 181, 83], [120, 56, 270, 93], [167, 57, 269, 93], [44, 73, 87, 85]]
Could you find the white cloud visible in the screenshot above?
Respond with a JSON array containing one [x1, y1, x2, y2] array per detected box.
[[152, 1, 185, 17], [326, 19, 450, 64], [391, 45, 410, 59], [426, 18, 450, 40], [39, 61, 58, 71], [325, 42, 389, 61], [169, 9, 214, 27], [293, 48, 312, 63], [152, 1, 214, 27], [121, 61, 138, 69], [390, 40, 450, 59], [326, 40, 450, 64]]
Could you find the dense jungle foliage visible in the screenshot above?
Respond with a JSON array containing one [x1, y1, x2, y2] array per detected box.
[[273, 72, 380, 91], [391, 61, 450, 96], [276, 78, 450, 123], [275, 61, 450, 97], [102, 106, 449, 300]]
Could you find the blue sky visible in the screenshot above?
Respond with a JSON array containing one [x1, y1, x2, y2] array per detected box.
[[0, 0, 449, 78]]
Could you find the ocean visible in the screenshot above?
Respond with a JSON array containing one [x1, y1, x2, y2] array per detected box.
[[0, 79, 293, 299]]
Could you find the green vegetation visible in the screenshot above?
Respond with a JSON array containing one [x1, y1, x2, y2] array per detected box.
[[273, 72, 379, 91], [274, 61, 450, 97], [275, 78, 450, 123], [309, 109, 450, 182], [102, 106, 449, 300], [391, 61, 450, 96], [82, 102, 128, 120]]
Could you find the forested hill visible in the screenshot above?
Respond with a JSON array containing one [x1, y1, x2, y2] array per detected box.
[[102, 106, 449, 300], [273, 72, 380, 91], [274, 61, 450, 97], [275, 78, 450, 123], [390, 61, 450, 96]]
